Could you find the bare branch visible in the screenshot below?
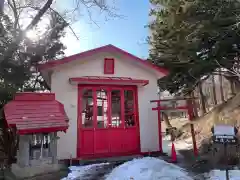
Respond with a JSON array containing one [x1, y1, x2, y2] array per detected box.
[[18, 5, 79, 40], [215, 59, 240, 79], [25, 0, 54, 31], [7, 0, 20, 31]]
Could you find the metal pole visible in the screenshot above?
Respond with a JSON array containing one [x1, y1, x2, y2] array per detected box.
[[224, 143, 229, 180]]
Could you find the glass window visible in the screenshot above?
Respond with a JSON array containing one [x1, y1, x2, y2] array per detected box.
[[81, 89, 93, 128], [111, 90, 121, 127], [124, 90, 135, 127], [96, 89, 108, 128]]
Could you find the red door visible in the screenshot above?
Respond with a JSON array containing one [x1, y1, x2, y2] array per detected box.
[[78, 85, 140, 158]]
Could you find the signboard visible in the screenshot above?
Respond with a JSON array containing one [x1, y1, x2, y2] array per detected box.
[[212, 135, 238, 144], [211, 125, 238, 180], [211, 125, 238, 144], [212, 125, 237, 136]]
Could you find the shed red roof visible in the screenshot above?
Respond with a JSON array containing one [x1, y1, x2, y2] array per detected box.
[[4, 93, 69, 134]]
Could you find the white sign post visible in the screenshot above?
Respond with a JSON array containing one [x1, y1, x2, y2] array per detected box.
[[211, 125, 238, 180]]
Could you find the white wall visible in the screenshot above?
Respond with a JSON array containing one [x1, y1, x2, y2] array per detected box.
[[50, 51, 164, 159]]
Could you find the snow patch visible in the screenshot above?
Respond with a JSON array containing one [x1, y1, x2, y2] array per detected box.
[[208, 169, 240, 180], [61, 163, 109, 180], [162, 136, 193, 156], [105, 157, 193, 180]]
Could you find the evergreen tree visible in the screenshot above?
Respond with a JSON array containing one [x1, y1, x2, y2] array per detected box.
[[149, 0, 240, 94]]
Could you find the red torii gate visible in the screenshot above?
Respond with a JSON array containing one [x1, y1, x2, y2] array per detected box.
[[150, 97, 198, 157]]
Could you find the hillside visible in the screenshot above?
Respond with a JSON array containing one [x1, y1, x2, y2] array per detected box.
[[175, 93, 240, 164]]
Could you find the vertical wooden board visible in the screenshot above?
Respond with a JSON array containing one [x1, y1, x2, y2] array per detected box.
[[80, 130, 94, 155], [124, 128, 139, 153], [109, 129, 124, 153], [94, 129, 109, 154]]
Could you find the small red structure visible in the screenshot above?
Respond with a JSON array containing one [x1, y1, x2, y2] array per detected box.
[[4, 92, 69, 134], [150, 97, 198, 157]]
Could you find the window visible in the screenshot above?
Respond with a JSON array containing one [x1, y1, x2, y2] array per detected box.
[[111, 90, 121, 127], [104, 58, 114, 74], [124, 90, 135, 127], [82, 89, 94, 128], [29, 133, 51, 160]]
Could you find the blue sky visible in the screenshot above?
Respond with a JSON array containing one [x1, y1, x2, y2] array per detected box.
[[60, 0, 150, 59]]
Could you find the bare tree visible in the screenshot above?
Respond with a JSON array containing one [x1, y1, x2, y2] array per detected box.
[[198, 82, 206, 115], [1, 0, 120, 64], [211, 75, 217, 105], [218, 71, 225, 103]]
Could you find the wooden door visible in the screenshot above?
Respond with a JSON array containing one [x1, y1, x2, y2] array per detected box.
[[79, 88, 95, 156], [108, 88, 125, 154], [123, 87, 140, 153], [94, 88, 109, 154], [78, 85, 140, 158]]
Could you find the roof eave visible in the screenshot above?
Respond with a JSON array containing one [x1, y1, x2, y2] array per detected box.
[[37, 44, 169, 76]]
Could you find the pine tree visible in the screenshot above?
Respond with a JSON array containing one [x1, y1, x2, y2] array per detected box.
[[149, 0, 240, 94]]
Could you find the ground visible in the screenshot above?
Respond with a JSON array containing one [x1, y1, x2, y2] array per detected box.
[[61, 137, 203, 180], [61, 136, 240, 180]]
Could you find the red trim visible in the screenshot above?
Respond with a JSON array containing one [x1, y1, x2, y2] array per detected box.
[[150, 99, 198, 157], [134, 86, 141, 153], [187, 100, 198, 156], [77, 85, 82, 158], [69, 76, 149, 86], [14, 92, 55, 101], [37, 44, 168, 75], [17, 126, 67, 134], [104, 58, 114, 74], [77, 84, 140, 159], [157, 101, 162, 153]]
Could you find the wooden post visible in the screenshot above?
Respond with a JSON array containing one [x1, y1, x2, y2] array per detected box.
[[224, 143, 229, 180], [187, 99, 198, 156], [157, 101, 163, 153]]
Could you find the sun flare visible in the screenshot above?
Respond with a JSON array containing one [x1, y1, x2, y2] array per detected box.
[[26, 30, 38, 40]]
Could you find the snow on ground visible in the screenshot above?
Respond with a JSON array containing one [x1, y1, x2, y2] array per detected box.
[[208, 169, 240, 180], [105, 157, 193, 180], [62, 163, 109, 180], [162, 135, 193, 156]]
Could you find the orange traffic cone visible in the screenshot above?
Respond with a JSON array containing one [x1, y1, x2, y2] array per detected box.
[[171, 142, 177, 163]]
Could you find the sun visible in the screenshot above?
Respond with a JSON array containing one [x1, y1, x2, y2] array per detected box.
[[26, 30, 39, 40]]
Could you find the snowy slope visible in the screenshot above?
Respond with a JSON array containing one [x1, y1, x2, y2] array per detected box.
[[105, 157, 193, 180]]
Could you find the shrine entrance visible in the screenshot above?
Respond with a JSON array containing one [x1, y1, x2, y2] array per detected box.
[[77, 85, 140, 158]]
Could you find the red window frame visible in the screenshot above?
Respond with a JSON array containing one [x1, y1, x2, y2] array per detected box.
[[104, 58, 115, 74]]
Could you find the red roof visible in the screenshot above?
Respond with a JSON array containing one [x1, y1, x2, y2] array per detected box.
[[38, 44, 168, 75], [69, 76, 149, 86], [4, 93, 69, 134]]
